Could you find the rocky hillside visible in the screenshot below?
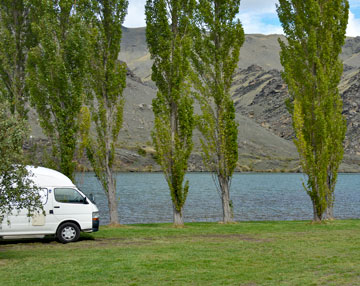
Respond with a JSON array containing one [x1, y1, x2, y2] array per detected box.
[[29, 27, 360, 172], [232, 65, 360, 156]]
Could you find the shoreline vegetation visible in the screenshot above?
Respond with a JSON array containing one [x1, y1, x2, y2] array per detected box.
[[1, 220, 360, 285]]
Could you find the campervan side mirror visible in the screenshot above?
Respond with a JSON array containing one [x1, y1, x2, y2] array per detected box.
[[89, 193, 95, 204]]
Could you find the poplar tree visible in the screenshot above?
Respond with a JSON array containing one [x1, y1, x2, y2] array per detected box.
[[0, 0, 34, 116], [80, 0, 128, 225], [26, 0, 90, 181], [277, 0, 349, 221], [191, 0, 244, 223], [145, 0, 195, 226]]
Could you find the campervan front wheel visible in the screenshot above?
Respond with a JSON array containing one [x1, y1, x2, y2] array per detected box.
[[57, 222, 80, 243]]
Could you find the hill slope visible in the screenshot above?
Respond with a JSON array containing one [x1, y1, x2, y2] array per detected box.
[[29, 27, 360, 172]]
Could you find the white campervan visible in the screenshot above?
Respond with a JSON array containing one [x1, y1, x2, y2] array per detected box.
[[0, 166, 99, 243]]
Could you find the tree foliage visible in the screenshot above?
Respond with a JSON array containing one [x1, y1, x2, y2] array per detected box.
[[26, 0, 90, 181], [0, 100, 42, 223], [191, 0, 244, 223], [146, 0, 195, 226], [0, 0, 36, 116], [80, 0, 128, 225], [277, 0, 349, 221]]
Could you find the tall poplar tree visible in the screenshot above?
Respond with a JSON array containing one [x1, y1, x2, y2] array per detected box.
[[26, 0, 90, 181], [80, 0, 128, 225], [191, 0, 244, 223], [277, 0, 349, 221], [145, 0, 195, 226], [0, 0, 34, 116]]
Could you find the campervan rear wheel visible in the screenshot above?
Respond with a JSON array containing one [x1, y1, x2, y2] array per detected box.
[[57, 222, 80, 243]]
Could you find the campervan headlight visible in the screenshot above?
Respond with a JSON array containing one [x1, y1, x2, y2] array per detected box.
[[92, 211, 100, 220]]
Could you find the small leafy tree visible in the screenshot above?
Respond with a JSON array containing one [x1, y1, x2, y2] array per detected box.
[[0, 0, 35, 116], [277, 0, 349, 221], [80, 0, 128, 225], [191, 0, 244, 223], [146, 0, 195, 226], [0, 100, 42, 223], [27, 0, 90, 181]]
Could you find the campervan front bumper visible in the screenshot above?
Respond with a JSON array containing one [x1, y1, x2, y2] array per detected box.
[[92, 211, 99, 232]]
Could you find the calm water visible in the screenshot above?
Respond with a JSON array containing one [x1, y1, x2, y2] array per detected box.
[[75, 172, 360, 225]]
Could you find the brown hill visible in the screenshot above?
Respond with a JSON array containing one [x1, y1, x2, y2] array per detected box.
[[29, 27, 360, 172]]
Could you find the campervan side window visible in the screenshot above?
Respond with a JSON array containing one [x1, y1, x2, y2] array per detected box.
[[54, 188, 85, 204]]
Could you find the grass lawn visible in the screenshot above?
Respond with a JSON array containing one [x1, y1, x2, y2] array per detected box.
[[1, 220, 360, 285]]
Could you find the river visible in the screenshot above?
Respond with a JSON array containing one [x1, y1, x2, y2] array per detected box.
[[75, 172, 360, 225]]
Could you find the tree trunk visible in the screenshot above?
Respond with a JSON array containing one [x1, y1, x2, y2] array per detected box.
[[219, 175, 233, 223], [324, 194, 334, 220], [106, 169, 119, 225], [324, 174, 334, 220], [312, 200, 322, 222], [173, 205, 184, 226]]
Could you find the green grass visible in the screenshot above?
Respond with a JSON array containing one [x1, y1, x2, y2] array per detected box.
[[1, 220, 360, 285]]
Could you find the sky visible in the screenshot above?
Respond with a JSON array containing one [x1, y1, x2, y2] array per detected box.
[[124, 0, 360, 37]]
